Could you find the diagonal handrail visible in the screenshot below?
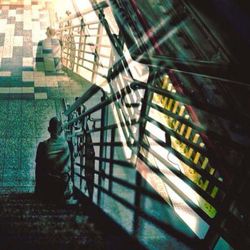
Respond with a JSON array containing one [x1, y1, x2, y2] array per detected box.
[[60, 2, 250, 249], [59, 1, 109, 25], [64, 84, 102, 116]]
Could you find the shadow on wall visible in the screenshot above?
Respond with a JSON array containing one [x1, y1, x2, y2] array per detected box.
[[35, 27, 63, 73]]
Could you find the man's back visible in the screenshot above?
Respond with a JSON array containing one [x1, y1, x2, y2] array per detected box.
[[38, 27, 62, 72], [42, 38, 62, 59], [35, 133, 72, 201], [42, 135, 71, 176]]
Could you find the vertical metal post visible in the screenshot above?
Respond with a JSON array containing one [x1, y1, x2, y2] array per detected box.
[[80, 115, 87, 192], [76, 18, 85, 73], [91, 23, 103, 83], [67, 112, 75, 186], [108, 127, 115, 192], [97, 91, 108, 205], [132, 67, 158, 236], [65, 11, 72, 69]]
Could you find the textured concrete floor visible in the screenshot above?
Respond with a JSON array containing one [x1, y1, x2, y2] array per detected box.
[[0, 1, 91, 192]]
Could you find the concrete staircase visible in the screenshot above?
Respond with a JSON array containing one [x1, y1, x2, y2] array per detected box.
[[0, 193, 104, 250], [0, 193, 146, 250]]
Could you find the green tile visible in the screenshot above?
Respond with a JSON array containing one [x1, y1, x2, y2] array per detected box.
[[35, 124, 50, 139], [4, 141, 21, 158], [21, 137, 37, 159], [0, 138, 5, 162], [21, 120, 37, 137], [8, 100, 22, 114]]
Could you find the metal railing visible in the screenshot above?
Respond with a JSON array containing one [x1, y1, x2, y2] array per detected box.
[[63, 65, 249, 250], [60, 1, 250, 249], [58, 1, 112, 85], [63, 77, 200, 249]]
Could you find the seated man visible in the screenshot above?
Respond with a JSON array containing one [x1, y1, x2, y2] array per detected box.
[[35, 117, 75, 204], [36, 27, 63, 72]]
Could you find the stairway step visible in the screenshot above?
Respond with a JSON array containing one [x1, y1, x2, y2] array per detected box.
[[0, 193, 105, 250]]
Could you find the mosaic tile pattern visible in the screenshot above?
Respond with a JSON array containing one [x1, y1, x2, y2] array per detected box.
[[0, 0, 60, 100], [0, 1, 92, 191], [0, 0, 24, 5]]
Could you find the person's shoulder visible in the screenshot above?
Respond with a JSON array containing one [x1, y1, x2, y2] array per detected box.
[[36, 140, 48, 156], [37, 40, 43, 46], [39, 137, 49, 143], [38, 139, 49, 148]]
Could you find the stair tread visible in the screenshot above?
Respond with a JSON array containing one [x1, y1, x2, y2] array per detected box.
[[0, 193, 105, 250]]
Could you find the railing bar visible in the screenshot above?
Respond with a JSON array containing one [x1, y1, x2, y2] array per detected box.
[[64, 85, 101, 116], [74, 34, 107, 38], [145, 115, 236, 179], [63, 43, 111, 49], [62, 58, 109, 74], [132, 81, 250, 126], [63, 50, 110, 58], [65, 85, 133, 126], [141, 129, 225, 190], [149, 84, 250, 126], [82, 50, 110, 58], [108, 127, 115, 191], [69, 42, 111, 48], [65, 98, 112, 127], [84, 43, 111, 48], [59, 1, 108, 23], [59, 24, 82, 30], [145, 115, 207, 154], [72, 57, 109, 68], [137, 152, 213, 224], [139, 136, 222, 208], [75, 162, 85, 168], [91, 142, 124, 146], [95, 157, 135, 168], [86, 119, 138, 134], [62, 44, 111, 54], [85, 123, 119, 132], [60, 21, 98, 30], [150, 102, 245, 150]]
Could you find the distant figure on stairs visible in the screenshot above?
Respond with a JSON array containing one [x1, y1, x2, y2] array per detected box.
[[35, 27, 63, 72], [35, 117, 76, 205]]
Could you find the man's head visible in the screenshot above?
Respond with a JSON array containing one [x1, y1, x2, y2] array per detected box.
[[46, 27, 56, 38], [48, 117, 62, 136]]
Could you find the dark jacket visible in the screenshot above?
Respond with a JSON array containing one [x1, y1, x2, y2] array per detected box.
[[35, 135, 72, 201]]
